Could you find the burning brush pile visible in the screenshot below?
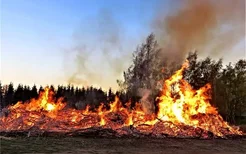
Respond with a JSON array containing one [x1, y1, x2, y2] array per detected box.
[[0, 61, 243, 139]]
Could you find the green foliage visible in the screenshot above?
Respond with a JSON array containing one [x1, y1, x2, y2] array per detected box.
[[184, 51, 223, 90], [119, 33, 245, 124], [0, 33, 245, 125], [119, 33, 173, 102], [215, 59, 246, 124], [4, 82, 14, 107]]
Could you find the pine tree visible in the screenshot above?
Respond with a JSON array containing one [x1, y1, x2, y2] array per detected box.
[[13, 84, 24, 103], [39, 86, 44, 93], [56, 85, 64, 98], [31, 84, 38, 99], [23, 85, 31, 102], [4, 83, 14, 106], [0, 82, 3, 109], [108, 87, 113, 101]]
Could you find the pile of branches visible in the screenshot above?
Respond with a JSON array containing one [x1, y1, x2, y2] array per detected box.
[[1, 124, 245, 139]]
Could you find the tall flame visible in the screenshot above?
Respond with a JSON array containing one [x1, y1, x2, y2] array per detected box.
[[0, 61, 242, 138]]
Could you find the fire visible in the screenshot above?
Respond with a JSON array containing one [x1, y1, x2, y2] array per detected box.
[[0, 61, 243, 138]]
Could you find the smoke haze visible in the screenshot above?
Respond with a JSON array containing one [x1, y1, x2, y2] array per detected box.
[[154, 0, 245, 63], [65, 0, 245, 90], [64, 9, 132, 90], [138, 88, 155, 114]]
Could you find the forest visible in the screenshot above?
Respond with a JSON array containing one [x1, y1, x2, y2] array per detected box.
[[0, 34, 245, 125]]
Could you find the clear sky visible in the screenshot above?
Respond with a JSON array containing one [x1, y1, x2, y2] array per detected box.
[[0, 0, 245, 90], [1, 0, 163, 89]]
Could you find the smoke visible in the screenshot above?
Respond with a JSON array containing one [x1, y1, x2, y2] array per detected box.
[[153, 0, 245, 63], [65, 9, 132, 90], [137, 0, 245, 112], [64, 0, 245, 90], [138, 88, 155, 114]]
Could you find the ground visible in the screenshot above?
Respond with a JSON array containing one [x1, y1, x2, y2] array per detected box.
[[1, 137, 246, 154]]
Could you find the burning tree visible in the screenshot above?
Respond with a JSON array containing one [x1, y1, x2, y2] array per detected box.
[[117, 34, 180, 114], [0, 61, 243, 139]]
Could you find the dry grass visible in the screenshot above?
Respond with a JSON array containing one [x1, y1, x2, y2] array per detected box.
[[1, 137, 246, 154]]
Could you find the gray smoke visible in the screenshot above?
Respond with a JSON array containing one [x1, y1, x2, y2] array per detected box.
[[64, 9, 132, 90], [138, 88, 155, 114], [153, 0, 245, 63]]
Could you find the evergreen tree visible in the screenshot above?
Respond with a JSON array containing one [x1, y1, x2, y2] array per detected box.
[[23, 85, 31, 102], [31, 84, 38, 99], [4, 83, 14, 107], [13, 84, 24, 103], [108, 87, 114, 101], [56, 85, 64, 98], [39, 86, 44, 93], [0, 82, 3, 109], [50, 85, 55, 93]]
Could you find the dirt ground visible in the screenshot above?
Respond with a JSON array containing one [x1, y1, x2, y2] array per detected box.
[[1, 136, 246, 154]]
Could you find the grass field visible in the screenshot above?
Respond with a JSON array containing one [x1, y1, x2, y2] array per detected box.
[[1, 136, 246, 154]]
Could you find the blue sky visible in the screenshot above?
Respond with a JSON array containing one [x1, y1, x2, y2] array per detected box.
[[1, 0, 164, 88], [0, 0, 245, 90]]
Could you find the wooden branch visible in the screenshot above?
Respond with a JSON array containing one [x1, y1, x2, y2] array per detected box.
[[0, 128, 245, 139]]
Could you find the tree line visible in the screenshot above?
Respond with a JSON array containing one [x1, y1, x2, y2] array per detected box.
[[117, 34, 246, 124], [0, 83, 132, 111], [0, 34, 245, 124]]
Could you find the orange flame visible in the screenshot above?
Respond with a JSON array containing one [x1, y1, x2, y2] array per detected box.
[[0, 60, 242, 138]]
